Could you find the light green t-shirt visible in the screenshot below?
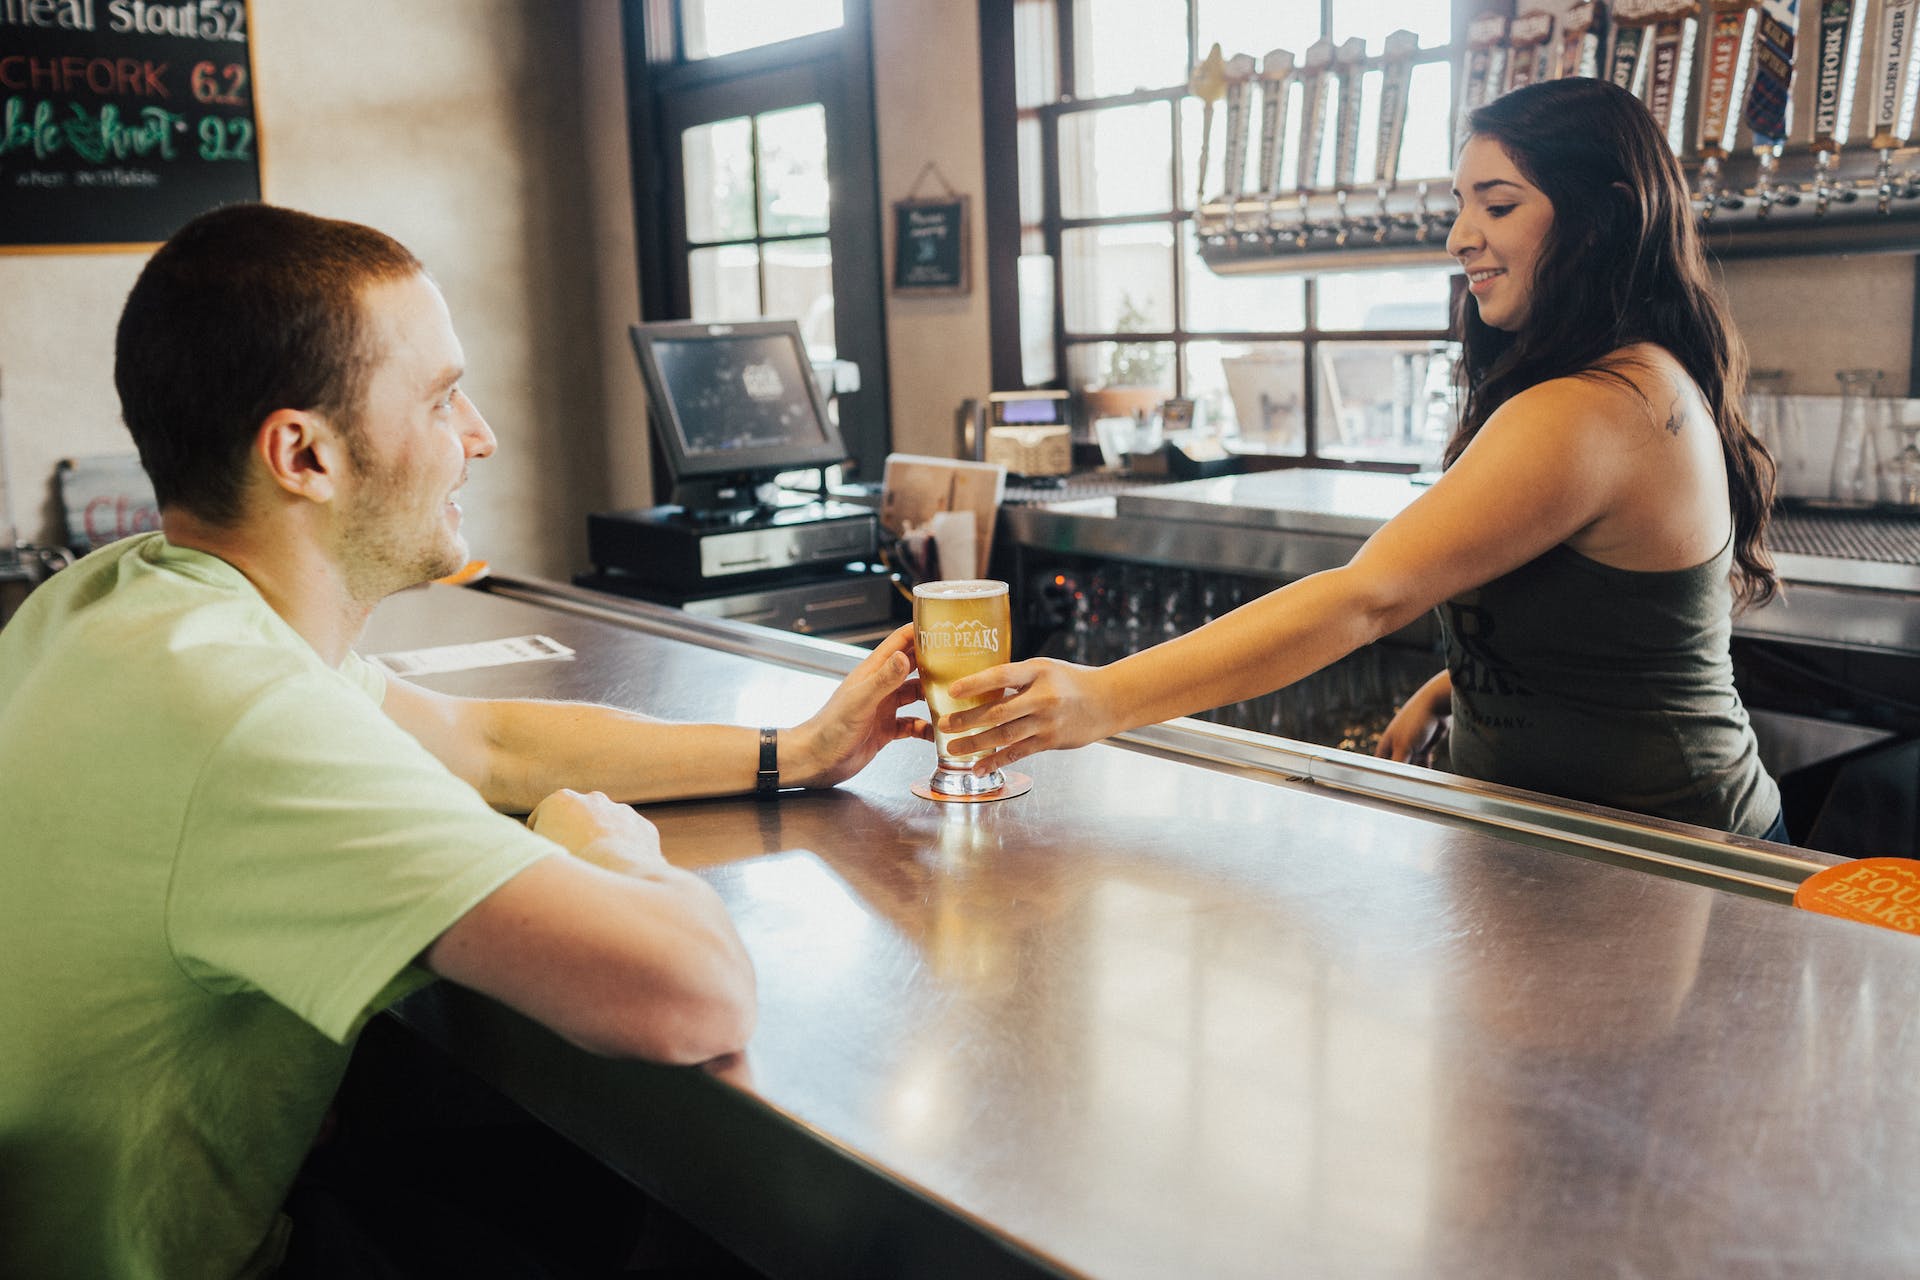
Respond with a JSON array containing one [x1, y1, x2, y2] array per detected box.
[[0, 533, 557, 1280]]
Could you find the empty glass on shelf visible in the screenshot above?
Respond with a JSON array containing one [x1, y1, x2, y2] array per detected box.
[[1890, 413, 1920, 507], [1747, 370, 1814, 501], [1829, 368, 1885, 506]]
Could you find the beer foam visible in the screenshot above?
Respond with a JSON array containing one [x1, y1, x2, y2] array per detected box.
[[911, 579, 1006, 599]]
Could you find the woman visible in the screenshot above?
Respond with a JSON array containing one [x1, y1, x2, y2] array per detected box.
[[943, 78, 1785, 840]]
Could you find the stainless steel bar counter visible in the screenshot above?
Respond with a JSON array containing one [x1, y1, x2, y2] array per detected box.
[[1000, 469, 1920, 655], [361, 578, 1919, 1280]]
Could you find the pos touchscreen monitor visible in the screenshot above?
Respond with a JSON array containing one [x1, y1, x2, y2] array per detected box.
[[628, 319, 848, 504]]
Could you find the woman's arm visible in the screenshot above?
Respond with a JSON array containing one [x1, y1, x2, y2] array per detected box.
[[943, 375, 1639, 770]]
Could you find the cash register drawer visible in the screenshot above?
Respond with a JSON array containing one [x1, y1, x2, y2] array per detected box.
[[678, 572, 895, 637]]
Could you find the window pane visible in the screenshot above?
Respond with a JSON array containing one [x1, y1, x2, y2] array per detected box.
[[1014, 0, 1060, 110], [683, 0, 843, 59], [689, 244, 761, 322], [1317, 340, 1452, 464], [1316, 266, 1453, 331], [758, 105, 830, 237], [683, 118, 756, 242], [764, 238, 835, 358], [1193, 340, 1305, 453], [1197, 0, 1320, 59], [1400, 60, 1454, 182], [1060, 103, 1174, 218], [1331, 1, 1451, 50], [1183, 224, 1304, 332], [1062, 223, 1175, 334], [1018, 115, 1046, 227], [1074, 0, 1187, 96], [1068, 340, 1176, 395], [1019, 254, 1058, 386]]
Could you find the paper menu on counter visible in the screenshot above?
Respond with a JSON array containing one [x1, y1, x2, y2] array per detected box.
[[879, 454, 1005, 579]]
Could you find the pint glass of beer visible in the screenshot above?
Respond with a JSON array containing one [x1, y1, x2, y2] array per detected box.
[[912, 578, 1012, 797]]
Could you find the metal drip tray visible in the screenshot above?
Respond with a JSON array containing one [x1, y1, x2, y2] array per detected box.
[[1769, 507, 1920, 593], [1770, 507, 1920, 562]]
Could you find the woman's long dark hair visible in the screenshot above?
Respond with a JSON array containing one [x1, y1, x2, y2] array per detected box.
[[1448, 77, 1778, 610]]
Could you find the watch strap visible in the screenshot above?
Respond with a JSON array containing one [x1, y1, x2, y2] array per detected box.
[[756, 727, 780, 796]]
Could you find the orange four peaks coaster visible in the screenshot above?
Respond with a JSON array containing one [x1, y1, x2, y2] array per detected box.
[[1794, 859, 1920, 936]]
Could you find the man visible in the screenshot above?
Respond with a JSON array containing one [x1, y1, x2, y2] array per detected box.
[[0, 203, 927, 1278]]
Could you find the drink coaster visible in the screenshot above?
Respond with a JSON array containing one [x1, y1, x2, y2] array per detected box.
[[912, 772, 1032, 803]]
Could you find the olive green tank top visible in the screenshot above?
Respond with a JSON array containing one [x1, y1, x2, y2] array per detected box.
[[1440, 535, 1779, 837]]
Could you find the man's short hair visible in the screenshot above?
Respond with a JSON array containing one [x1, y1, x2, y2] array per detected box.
[[114, 203, 424, 523]]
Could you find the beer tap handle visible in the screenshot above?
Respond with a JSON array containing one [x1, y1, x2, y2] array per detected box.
[[1640, 3, 1702, 153], [1506, 12, 1557, 93], [1255, 49, 1296, 201], [1742, 0, 1802, 217], [1330, 37, 1367, 196], [1556, 1, 1602, 80], [1293, 39, 1335, 197], [1808, 0, 1866, 212], [1607, 2, 1653, 97], [1374, 29, 1420, 237], [1868, 0, 1920, 211], [1697, 0, 1761, 217], [1189, 44, 1228, 213], [1457, 14, 1508, 150], [1220, 53, 1258, 231]]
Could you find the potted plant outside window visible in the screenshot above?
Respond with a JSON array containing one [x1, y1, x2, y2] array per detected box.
[[1081, 293, 1170, 426]]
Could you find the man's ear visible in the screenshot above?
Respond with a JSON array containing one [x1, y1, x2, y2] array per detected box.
[[257, 409, 350, 503]]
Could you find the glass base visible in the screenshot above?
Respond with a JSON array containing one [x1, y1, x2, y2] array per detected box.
[[929, 765, 1006, 797], [912, 770, 1032, 804]]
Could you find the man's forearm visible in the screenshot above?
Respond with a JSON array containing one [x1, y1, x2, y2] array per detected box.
[[477, 700, 761, 810]]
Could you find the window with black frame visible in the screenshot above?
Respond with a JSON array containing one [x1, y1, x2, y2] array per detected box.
[[1004, 0, 1464, 469], [626, 0, 890, 487]]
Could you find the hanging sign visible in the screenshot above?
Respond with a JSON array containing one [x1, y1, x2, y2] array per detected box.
[[891, 161, 968, 294]]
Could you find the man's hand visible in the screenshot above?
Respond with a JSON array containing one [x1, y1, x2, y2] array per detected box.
[[528, 788, 664, 874], [783, 624, 931, 788], [433, 787, 756, 1062]]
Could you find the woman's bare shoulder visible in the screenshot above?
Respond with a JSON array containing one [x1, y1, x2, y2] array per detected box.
[[1498, 346, 1685, 436]]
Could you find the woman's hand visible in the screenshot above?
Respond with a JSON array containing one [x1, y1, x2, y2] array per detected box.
[[1375, 670, 1451, 766], [940, 658, 1118, 773]]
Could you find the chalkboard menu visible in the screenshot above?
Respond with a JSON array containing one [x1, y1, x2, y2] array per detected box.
[[0, 0, 262, 251], [892, 195, 969, 294]]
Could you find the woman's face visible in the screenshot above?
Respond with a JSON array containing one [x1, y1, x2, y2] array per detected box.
[[1446, 136, 1555, 333]]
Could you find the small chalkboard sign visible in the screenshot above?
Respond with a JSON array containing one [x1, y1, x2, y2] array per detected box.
[[0, 0, 263, 252], [892, 195, 969, 295]]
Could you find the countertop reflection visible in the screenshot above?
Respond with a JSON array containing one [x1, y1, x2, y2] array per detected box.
[[367, 583, 1920, 1279]]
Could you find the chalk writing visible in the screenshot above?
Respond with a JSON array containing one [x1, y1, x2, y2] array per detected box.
[[2, 95, 181, 161]]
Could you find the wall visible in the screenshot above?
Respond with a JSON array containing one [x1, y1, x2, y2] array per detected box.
[[1721, 255, 1913, 395], [0, 0, 634, 581], [870, 0, 994, 461]]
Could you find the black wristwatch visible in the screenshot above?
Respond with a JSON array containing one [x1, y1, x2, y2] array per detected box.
[[756, 727, 780, 797]]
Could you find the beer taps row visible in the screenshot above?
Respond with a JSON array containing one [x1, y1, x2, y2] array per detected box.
[[1195, 30, 1441, 257], [1194, 0, 1920, 273]]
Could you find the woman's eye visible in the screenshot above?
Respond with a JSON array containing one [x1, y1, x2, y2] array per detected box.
[[1486, 205, 1515, 218]]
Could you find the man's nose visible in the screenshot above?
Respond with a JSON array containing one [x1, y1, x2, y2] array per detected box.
[[462, 398, 497, 459]]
